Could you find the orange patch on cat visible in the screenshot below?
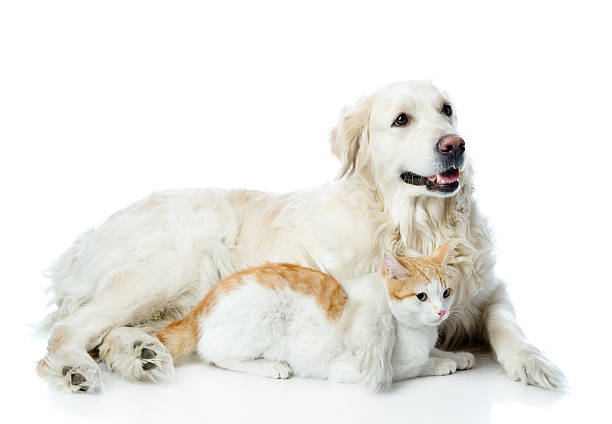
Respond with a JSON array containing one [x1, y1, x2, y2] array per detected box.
[[158, 263, 347, 359], [213, 263, 348, 321], [245, 263, 348, 321], [157, 277, 244, 359], [383, 256, 450, 301]]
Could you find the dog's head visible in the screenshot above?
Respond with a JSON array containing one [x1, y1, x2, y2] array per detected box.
[[330, 81, 465, 198]]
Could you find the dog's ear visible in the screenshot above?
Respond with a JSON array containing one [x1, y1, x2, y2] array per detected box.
[[329, 96, 371, 179]]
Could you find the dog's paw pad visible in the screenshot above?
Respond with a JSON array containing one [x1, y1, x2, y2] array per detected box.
[[142, 361, 156, 370], [141, 348, 156, 359], [70, 373, 86, 385], [129, 340, 171, 378], [133, 342, 161, 371], [61, 365, 98, 394]]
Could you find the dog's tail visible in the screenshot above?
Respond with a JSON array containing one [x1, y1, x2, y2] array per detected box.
[[157, 314, 200, 360]]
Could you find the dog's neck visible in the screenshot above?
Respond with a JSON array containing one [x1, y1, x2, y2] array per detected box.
[[333, 161, 489, 333], [338, 163, 474, 258]]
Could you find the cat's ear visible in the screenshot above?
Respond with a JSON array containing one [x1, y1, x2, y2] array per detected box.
[[429, 242, 449, 266], [383, 251, 411, 279]]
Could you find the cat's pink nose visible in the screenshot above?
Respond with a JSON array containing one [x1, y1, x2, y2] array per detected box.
[[437, 309, 446, 318]]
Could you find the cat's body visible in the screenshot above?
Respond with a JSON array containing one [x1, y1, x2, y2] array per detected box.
[[157, 245, 474, 390]]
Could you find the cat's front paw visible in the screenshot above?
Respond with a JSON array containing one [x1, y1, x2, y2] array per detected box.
[[269, 361, 292, 379], [503, 349, 567, 390], [429, 358, 457, 376], [450, 351, 475, 370]]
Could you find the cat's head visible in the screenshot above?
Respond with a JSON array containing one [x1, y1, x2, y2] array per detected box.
[[381, 243, 454, 326]]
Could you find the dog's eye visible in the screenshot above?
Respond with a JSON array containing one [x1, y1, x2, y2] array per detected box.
[[442, 104, 452, 117], [443, 288, 451, 298], [416, 292, 427, 302], [392, 113, 410, 127]]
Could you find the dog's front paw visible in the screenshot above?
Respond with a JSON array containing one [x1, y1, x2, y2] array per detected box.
[[504, 349, 567, 390], [37, 354, 101, 394], [101, 327, 175, 383], [61, 364, 100, 394]]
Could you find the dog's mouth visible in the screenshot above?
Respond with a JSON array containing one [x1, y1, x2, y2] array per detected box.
[[400, 166, 460, 193]]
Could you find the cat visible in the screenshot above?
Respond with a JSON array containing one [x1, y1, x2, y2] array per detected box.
[[156, 243, 474, 390]]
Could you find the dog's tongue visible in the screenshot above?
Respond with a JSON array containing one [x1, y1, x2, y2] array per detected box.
[[428, 168, 460, 185]]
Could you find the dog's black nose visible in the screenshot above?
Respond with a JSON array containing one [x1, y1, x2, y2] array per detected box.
[[436, 135, 465, 158]]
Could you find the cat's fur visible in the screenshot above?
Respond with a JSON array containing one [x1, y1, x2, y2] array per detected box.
[[156, 244, 474, 391]]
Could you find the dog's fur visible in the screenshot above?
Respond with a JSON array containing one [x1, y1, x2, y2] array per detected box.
[[37, 81, 566, 393]]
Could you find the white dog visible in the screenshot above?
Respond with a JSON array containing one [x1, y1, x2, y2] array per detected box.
[[37, 81, 566, 393]]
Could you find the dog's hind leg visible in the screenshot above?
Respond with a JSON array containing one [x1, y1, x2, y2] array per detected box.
[[37, 254, 205, 393], [37, 311, 105, 394], [99, 324, 175, 383], [38, 299, 175, 393]]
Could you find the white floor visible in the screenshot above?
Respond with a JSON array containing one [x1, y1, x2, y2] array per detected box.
[[7, 328, 601, 424]]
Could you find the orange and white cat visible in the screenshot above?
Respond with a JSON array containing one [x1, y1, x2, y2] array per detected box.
[[157, 243, 474, 390]]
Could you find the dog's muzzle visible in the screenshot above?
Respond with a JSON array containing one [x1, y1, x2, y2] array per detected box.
[[400, 135, 465, 194]]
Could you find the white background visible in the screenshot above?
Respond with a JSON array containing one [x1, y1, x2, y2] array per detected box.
[[1, 1, 610, 423]]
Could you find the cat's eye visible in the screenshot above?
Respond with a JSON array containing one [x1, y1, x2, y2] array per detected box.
[[416, 292, 427, 302], [443, 288, 451, 298], [442, 104, 452, 117], [392, 113, 410, 127]]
